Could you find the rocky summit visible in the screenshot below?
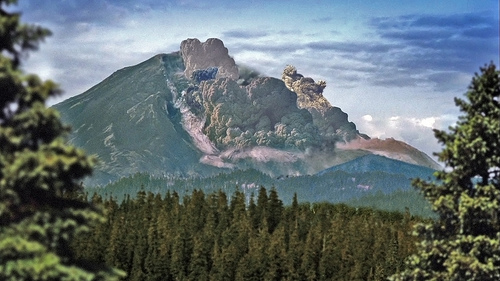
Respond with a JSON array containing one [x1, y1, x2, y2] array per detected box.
[[54, 38, 439, 185]]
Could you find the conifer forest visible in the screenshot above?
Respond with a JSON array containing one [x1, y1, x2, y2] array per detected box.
[[72, 187, 425, 281], [1, 1, 498, 280]]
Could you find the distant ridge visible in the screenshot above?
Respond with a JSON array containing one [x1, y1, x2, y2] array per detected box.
[[337, 137, 441, 170], [318, 154, 436, 180]]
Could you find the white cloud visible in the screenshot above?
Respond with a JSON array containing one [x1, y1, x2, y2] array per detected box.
[[362, 114, 373, 122], [356, 114, 458, 162], [409, 117, 436, 129]]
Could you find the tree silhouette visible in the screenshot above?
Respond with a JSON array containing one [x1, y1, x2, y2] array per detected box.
[[391, 63, 500, 280], [0, 1, 124, 280]]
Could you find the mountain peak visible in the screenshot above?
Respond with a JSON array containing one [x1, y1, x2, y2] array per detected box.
[[180, 38, 239, 80]]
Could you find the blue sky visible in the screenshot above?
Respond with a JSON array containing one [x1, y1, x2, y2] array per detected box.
[[12, 0, 499, 162]]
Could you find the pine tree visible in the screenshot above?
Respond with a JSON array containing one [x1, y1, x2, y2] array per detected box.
[[256, 186, 268, 231], [170, 205, 193, 280], [391, 63, 500, 280], [285, 226, 303, 281], [301, 223, 322, 281], [267, 187, 283, 233], [264, 224, 287, 281], [216, 190, 250, 281], [236, 220, 269, 281], [0, 1, 123, 280], [188, 234, 211, 281], [143, 194, 163, 281], [319, 225, 342, 281]]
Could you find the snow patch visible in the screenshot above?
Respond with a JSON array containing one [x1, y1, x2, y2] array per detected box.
[[104, 133, 115, 147], [127, 94, 157, 123], [103, 123, 113, 134]]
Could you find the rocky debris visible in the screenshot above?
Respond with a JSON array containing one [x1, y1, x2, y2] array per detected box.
[[180, 38, 239, 80]]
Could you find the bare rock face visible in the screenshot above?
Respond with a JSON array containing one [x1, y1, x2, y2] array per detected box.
[[180, 38, 239, 80]]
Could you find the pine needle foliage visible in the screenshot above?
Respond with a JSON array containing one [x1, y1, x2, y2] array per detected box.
[[391, 63, 500, 280], [0, 1, 124, 280]]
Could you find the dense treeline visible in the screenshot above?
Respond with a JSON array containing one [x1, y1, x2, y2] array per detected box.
[[72, 187, 425, 281], [88, 168, 434, 217]]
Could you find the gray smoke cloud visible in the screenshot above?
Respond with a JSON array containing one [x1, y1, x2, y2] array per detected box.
[[184, 77, 323, 150]]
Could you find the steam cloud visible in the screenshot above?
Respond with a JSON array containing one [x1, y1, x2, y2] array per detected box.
[[184, 77, 322, 150], [179, 39, 366, 153]]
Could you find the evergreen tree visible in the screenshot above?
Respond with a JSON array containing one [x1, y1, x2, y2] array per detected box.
[[0, 1, 123, 280], [265, 224, 287, 281], [256, 186, 268, 231], [236, 221, 269, 281], [267, 187, 283, 233], [285, 226, 303, 281], [391, 63, 500, 280], [248, 193, 259, 230], [319, 226, 342, 281], [152, 196, 173, 281], [301, 223, 322, 281], [170, 205, 193, 280], [188, 233, 211, 281], [143, 194, 163, 281]]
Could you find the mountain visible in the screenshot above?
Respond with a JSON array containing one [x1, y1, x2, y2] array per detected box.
[[336, 137, 441, 170], [54, 53, 220, 184], [54, 38, 440, 185], [318, 154, 436, 180]]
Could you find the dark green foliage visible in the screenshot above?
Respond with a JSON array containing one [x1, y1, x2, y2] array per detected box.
[[88, 167, 435, 217], [0, 1, 123, 280], [346, 190, 434, 218], [391, 63, 500, 280], [73, 188, 425, 281]]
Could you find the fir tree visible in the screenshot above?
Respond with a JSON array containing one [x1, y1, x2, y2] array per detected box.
[[391, 63, 500, 280], [267, 187, 283, 233], [188, 233, 211, 281], [0, 1, 123, 280], [265, 225, 287, 281]]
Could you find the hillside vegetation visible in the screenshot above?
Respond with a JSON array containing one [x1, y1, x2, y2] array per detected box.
[[87, 165, 434, 217], [73, 187, 427, 281]]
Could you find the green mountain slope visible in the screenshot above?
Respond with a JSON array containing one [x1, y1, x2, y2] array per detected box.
[[54, 53, 219, 185], [318, 154, 436, 180]]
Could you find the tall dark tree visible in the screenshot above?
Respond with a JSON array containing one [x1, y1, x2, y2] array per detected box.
[[0, 1, 123, 279], [391, 63, 500, 280], [267, 187, 283, 233]]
